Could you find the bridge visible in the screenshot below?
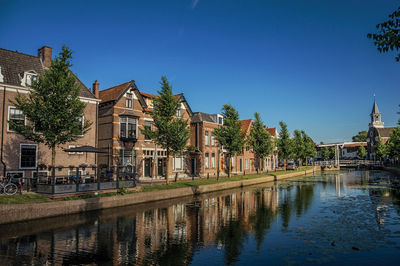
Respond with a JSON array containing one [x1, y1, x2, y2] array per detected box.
[[314, 160, 384, 169]]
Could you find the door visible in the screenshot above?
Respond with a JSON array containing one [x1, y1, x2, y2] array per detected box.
[[158, 158, 164, 176], [144, 158, 151, 177], [240, 159, 243, 172]]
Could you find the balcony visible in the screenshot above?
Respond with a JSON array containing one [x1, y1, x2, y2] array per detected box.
[[120, 136, 137, 142]]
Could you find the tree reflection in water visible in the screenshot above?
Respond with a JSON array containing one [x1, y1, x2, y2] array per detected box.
[[2, 171, 400, 265]]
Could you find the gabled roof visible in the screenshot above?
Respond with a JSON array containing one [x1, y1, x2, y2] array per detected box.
[[376, 127, 394, 138], [99, 81, 131, 103], [265, 127, 277, 137], [191, 112, 217, 123], [0, 47, 96, 99], [238, 119, 253, 135]]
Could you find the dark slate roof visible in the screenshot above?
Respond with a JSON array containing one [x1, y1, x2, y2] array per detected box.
[[0, 48, 44, 86], [0, 47, 96, 99], [191, 112, 217, 123], [371, 100, 380, 114], [377, 127, 394, 138]]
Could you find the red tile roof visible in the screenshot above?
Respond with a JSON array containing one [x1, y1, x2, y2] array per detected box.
[[238, 119, 252, 134], [265, 127, 277, 137], [99, 81, 131, 103], [140, 91, 157, 98]]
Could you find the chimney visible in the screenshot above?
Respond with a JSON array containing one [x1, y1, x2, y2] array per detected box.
[[38, 46, 52, 68], [92, 80, 100, 98]]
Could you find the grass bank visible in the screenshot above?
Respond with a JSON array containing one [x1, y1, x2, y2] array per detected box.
[[0, 167, 313, 204]]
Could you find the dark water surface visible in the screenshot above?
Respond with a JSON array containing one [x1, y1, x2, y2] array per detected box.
[[1, 170, 400, 265]]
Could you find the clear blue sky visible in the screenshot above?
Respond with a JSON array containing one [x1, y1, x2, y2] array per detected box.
[[1, 0, 399, 143]]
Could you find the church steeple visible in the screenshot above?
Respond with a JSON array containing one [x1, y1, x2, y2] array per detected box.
[[369, 99, 384, 128]]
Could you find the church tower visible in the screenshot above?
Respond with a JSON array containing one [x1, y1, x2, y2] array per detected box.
[[369, 100, 384, 128]]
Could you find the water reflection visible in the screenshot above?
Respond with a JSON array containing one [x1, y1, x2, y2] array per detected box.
[[1, 170, 400, 265]]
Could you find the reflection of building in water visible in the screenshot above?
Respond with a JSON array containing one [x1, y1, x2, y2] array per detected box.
[[0, 186, 280, 265], [335, 174, 341, 196]]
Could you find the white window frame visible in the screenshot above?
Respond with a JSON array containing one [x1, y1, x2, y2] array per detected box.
[[211, 133, 215, 146], [126, 93, 133, 109], [119, 116, 138, 139], [205, 153, 209, 169], [5, 171, 24, 182], [173, 154, 185, 171], [7, 106, 26, 132], [205, 131, 209, 146], [245, 159, 249, 170], [231, 157, 235, 168], [176, 108, 182, 118], [68, 145, 76, 155], [211, 153, 216, 169], [19, 144, 38, 169], [144, 120, 152, 141]]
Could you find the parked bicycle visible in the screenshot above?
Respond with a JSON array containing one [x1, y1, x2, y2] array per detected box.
[[0, 176, 18, 195]]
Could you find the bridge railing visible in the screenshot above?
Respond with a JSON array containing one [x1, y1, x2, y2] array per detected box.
[[315, 160, 384, 167]]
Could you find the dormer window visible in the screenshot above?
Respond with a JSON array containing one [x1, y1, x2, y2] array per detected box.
[[20, 70, 38, 87], [176, 108, 182, 118]]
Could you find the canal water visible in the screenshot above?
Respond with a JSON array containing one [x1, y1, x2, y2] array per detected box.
[[1, 170, 400, 265]]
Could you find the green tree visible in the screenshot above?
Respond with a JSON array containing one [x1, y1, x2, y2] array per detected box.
[[277, 121, 293, 164], [293, 129, 305, 166], [352, 131, 368, 142], [329, 147, 336, 159], [320, 146, 330, 160], [388, 127, 400, 160], [140, 76, 190, 184], [302, 131, 317, 165], [357, 145, 367, 159], [248, 112, 273, 172], [374, 137, 387, 161], [367, 7, 400, 62], [9, 46, 91, 166], [214, 104, 244, 177]]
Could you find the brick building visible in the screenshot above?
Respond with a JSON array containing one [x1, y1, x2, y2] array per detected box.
[[97, 81, 193, 180], [190, 112, 224, 177], [0, 46, 99, 180]]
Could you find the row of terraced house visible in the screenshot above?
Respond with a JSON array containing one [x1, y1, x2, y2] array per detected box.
[[0, 46, 278, 182]]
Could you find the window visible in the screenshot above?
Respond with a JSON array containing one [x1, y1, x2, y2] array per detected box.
[[76, 116, 84, 136], [218, 117, 223, 125], [231, 157, 235, 168], [245, 159, 249, 170], [211, 133, 215, 146], [26, 73, 37, 86], [173, 154, 185, 171], [126, 93, 133, 109], [121, 149, 136, 166], [176, 108, 182, 118], [20, 144, 37, 169], [205, 131, 209, 146], [246, 145, 250, 152], [68, 145, 83, 155], [144, 121, 152, 141], [211, 153, 216, 168], [205, 153, 209, 169], [120, 117, 137, 138], [8, 107, 25, 131]]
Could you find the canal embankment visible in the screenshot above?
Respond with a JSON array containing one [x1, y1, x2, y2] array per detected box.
[[0, 167, 320, 224]]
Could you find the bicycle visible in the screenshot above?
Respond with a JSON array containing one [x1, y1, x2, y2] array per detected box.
[[0, 176, 18, 195]]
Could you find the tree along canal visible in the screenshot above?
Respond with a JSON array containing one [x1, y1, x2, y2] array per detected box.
[[1, 170, 400, 265]]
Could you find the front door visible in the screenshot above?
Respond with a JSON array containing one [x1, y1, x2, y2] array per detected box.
[[144, 158, 152, 177], [158, 158, 164, 176]]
